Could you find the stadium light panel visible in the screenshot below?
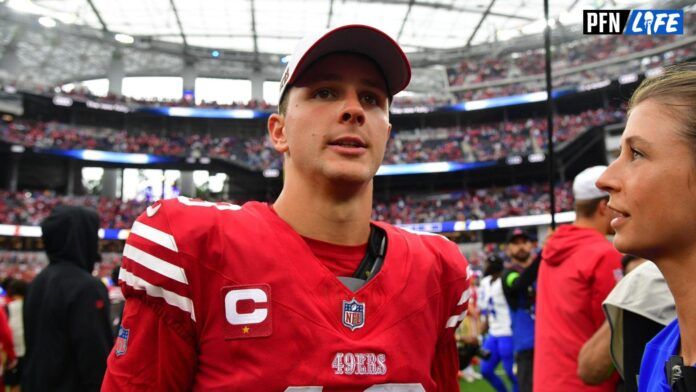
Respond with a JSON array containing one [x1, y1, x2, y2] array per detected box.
[[559, 11, 582, 25], [521, 19, 547, 35], [115, 34, 135, 44], [38, 16, 57, 28], [497, 29, 520, 41]]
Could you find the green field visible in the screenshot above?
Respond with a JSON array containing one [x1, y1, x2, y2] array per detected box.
[[458, 365, 514, 391]]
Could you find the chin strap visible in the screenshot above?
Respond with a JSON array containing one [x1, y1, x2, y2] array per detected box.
[[352, 225, 387, 282]]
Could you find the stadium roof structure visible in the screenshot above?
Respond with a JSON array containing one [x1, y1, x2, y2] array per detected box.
[[0, 0, 684, 90]]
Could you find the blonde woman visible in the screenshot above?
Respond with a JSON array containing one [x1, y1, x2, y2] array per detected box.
[[597, 63, 696, 391]]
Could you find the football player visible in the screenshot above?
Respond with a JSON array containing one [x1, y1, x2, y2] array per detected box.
[[102, 24, 470, 391]]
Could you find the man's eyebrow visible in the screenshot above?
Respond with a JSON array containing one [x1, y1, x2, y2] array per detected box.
[[361, 78, 387, 91], [303, 73, 342, 83], [301, 73, 386, 91]]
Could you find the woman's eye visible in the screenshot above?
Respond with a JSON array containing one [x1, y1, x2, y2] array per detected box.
[[630, 147, 644, 160]]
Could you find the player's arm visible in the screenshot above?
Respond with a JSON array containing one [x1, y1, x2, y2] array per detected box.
[[505, 254, 540, 293], [68, 280, 112, 390], [102, 296, 197, 391], [577, 320, 614, 384], [102, 201, 198, 391]]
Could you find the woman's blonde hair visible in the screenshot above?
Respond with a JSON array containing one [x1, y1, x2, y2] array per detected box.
[[629, 63, 696, 155]]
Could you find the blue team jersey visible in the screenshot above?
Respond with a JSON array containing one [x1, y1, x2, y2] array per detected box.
[[639, 319, 692, 392]]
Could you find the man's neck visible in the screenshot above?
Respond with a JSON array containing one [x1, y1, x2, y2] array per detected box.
[[573, 216, 607, 235], [273, 174, 373, 246], [656, 249, 696, 365]]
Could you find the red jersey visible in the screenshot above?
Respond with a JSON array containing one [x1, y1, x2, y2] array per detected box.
[[102, 197, 470, 391]]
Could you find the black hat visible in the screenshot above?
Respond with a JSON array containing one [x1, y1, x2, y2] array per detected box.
[[485, 254, 504, 273], [507, 228, 535, 243]]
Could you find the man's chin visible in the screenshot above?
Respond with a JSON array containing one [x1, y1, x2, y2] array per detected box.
[[514, 253, 531, 262], [323, 165, 376, 185]]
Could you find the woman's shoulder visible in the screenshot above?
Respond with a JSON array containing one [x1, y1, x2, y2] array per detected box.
[[638, 319, 680, 392]]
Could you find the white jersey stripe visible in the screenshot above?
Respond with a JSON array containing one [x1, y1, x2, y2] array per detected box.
[[119, 267, 196, 322], [123, 244, 188, 285], [457, 289, 472, 306], [130, 221, 179, 252], [446, 310, 468, 328]]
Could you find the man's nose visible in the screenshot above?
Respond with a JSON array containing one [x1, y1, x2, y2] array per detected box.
[[340, 92, 365, 126]]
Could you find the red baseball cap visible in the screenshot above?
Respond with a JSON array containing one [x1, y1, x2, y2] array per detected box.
[[278, 24, 411, 101]]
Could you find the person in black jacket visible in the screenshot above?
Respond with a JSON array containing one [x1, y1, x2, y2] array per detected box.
[[22, 205, 112, 392]]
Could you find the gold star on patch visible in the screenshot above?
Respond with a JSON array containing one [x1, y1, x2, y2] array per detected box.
[[242, 326, 250, 334]]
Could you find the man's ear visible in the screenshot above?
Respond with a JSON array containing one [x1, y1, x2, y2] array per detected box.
[[598, 198, 610, 216], [268, 113, 289, 153]]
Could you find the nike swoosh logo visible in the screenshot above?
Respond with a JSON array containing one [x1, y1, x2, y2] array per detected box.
[[146, 204, 161, 217]]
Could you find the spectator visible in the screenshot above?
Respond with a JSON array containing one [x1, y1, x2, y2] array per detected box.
[[0, 298, 17, 390], [23, 206, 112, 392], [479, 254, 518, 392], [4, 279, 27, 392], [534, 166, 623, 392], [502, 228, 540, 392]]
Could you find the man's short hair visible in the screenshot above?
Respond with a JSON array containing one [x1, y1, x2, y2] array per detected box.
[[574, 196, 609, 218], [278, 92, 290, 116]]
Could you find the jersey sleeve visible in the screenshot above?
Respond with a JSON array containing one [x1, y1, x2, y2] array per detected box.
[[101, 297, 197, 391], [102, 199, 198, 390], [431, 239, 471, 391], [118, 199, 196, 336]]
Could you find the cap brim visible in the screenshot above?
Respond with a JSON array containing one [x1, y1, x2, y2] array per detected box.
[[284, 25, 411, 98], [508, 234, 531, 242]]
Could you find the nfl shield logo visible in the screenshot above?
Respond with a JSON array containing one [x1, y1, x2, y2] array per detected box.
[[342, 298, 365, 331], [115, 327, 129, 356]]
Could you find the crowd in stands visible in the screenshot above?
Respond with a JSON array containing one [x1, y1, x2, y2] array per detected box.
[[0, 251, 120, 282], [385, 107, 624, 164], [60, 86, 276, 111], [0, 190, 147, 229], [0, 121, 282, 171], [2, 14, 692, 116], [454, 43, 695, 101], [373, 181, 573, 224], [448, 13, 695, 101], [448, 13, 695, 88], [0, 251, 47, 282], [2, 181, 572, 230], [0, 107, 625, 171]]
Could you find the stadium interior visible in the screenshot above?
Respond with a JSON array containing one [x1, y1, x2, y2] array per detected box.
[[0, 0, 694, 390]]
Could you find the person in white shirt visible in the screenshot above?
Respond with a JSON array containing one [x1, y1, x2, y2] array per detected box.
[[478, 255, 518, 392]]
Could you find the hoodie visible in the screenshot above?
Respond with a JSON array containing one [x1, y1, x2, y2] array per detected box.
[[533, 224, 622, 392], [23, 206, 112, 392]]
